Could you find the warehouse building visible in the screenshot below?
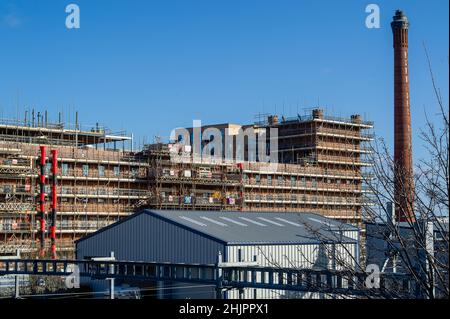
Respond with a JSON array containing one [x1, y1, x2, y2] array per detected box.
[[76, 209, 360, 299]]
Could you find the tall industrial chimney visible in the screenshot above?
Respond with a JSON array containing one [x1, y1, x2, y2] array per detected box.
[[391, 10, 415, 223]]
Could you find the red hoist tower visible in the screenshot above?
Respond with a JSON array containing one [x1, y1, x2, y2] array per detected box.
[[37, 146, 58, 259]]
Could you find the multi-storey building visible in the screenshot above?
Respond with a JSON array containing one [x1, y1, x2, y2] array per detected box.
[[243, 109, 373, 223], [147, 109, 374, 225], [0, 108, 373, 257], [0, 117, 149, 256]]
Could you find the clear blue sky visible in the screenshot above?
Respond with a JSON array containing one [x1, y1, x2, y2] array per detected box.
[[0, 0, 448, 160]]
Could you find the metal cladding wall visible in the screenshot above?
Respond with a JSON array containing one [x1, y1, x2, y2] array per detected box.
[[76, 212, 225, 264], [227, 244, 329, 268], [226, 242, 357, 299]]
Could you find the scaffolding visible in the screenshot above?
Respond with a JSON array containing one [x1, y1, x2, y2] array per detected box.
[[241, 110, 374, 229], [1, 109, 374, 257], [145, 143, 242, 211], [144, 109, 374, 226], [0, 113, 147, 257]]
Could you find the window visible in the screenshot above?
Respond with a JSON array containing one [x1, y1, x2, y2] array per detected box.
[[113, 166, 120, 177], [45, 163, 51, 175], [290, 176, 296, 186], [82, 164, 89, 177], [98, 165, 105, 177], [312, 178, 317, 187], [277, 176, 284, 186], [255, 175, 260, 184], [61, 163, 69, 176], [238, 249, 242, 262], [267, 175, 272, 185]]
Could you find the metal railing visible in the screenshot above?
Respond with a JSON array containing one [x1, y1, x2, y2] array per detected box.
[[243, 194, 366, 205], [59, 187, 149, 198], [0, 117, 118, 136], [278, 114, 374, 127], [243, 162, 366, 178], [243, 180, 367, 192], [149, 195, 239, 206], [59, 168, 146, 180], [0, 259, 417, 298], [57, 203, 136, 213]]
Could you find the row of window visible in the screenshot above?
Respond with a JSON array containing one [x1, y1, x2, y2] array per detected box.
[[246, 194, 360, 203], [59, 163, 136, 177], [59, 197, 133, 204], [244, 174, 355, 186]]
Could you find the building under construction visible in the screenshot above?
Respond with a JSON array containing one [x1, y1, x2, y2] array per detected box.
[[0, 108, 373, 257], [147, 108, 373, 221], [0, 114, 149, 256]]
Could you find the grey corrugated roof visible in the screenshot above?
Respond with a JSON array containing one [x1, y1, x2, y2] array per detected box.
[[145, 209, 357, 245]]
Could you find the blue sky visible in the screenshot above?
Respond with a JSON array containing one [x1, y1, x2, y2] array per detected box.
[[0, 0, 448, 160]]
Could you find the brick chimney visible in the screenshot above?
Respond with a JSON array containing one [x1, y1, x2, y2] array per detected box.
[[391, 10, 415, 223]]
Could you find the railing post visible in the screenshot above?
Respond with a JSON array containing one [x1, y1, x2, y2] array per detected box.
[[15, 250, 20, 299], [327, 273, 333, 290], [92, 252, 116, 299], [109, 252, 115, 299], [216, 252, 224, 299], [268, 271, 274, 285], [14, 274, 20, 299], [251, 270, 257, 284]]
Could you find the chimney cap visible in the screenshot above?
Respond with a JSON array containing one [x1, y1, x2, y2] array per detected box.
[[394, 9, 406, 17], [391, 9, 409, 29]]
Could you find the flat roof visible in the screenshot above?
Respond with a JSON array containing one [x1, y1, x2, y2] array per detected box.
[[0, 122, 131, 146]]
